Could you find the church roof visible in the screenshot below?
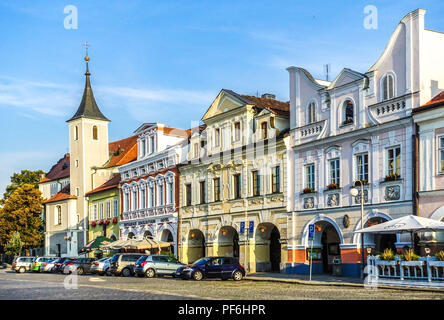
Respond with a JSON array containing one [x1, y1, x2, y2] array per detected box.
[[67, 56, 110, 122], [39, 154, 70, 183]]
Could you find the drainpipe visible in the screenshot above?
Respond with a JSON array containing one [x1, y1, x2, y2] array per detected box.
[[412, 123, 419, 216]]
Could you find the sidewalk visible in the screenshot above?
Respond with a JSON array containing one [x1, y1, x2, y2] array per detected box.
[[245, 272, 444, 292], [246, 272, 363, 287]]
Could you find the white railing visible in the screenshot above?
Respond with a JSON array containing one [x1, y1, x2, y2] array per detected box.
[[366, 256, 444, 288], [121, 204, 175, 221]]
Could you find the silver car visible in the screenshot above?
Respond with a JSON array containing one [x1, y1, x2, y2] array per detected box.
[[90, 258, 111, 276], [134, 255, 184, 278], [40, 259, 58, 272], [12, 256, 36, 273]]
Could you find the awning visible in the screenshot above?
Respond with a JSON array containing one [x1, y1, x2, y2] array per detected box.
[[79, 236, 113, 254], [136, 238, 171, 250], [354, 215, 444, 234]]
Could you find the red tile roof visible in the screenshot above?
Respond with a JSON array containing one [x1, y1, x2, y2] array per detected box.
[[241, 94, 290, 116], [39, 154, 70, 183], [107, 135, 138, 168], [86, 174, 121, 196], [413, 90, 444, 114], [43, 184, 76, 204]]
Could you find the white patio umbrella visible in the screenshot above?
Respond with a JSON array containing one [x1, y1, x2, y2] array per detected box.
[[354, 215, 444, 249]]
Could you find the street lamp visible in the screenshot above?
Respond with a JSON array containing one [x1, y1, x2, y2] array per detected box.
[[349, 180, 365, 279]]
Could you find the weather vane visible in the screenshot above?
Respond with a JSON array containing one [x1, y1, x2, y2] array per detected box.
[[84, 41, 89, 56]]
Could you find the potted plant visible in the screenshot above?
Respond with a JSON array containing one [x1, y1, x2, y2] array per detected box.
[[303, 187, 315, 194], [429, 251, 444, 268], [376, 248, 398, 266], [384, 173, 400, 182], [104, 219, 110, 226], [326, 183, 339, 190], [112, 217, 118, 224], [399, 248, 423, 267], [98, 220, 104, 226], [91, 221, 97, 227]]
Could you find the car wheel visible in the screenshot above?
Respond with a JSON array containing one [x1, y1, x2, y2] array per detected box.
[[192, 270, 203, 281], [105, 268, 112, 277], [233, 270, 243, 281], [122, 268, 132, 277], [19, 267, 25, 273], [146, 268, 156, 278], [77, 267, 84, 275]]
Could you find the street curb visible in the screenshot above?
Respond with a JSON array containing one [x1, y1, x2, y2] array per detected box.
[[244, 276, 444, 293]]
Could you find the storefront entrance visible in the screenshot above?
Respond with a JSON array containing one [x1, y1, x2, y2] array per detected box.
[[319, 223, 341, 274], [255, 223, 281, 272], [187, 229, 206, 263], [217, 226, 239, 258]]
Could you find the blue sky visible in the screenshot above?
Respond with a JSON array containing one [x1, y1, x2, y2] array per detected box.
[[0, 0, 443, 194]]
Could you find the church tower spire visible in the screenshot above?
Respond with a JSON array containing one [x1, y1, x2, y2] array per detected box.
[[67, 43, 110, 122]]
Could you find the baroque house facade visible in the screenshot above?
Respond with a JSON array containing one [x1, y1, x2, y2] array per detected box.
[[118, 123, 190, 255], [178, 89, 290, 273], [285, 9, 444, 276]]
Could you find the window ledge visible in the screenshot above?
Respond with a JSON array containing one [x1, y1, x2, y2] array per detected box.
[[380, 178, 403, 184], [339, 122, 354, 128]]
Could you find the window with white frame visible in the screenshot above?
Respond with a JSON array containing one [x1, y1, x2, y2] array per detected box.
[[113, 199, 118, 217], [200, 180, 207, 204], [252, 170, 260, 196], [106, 201, 111, 219], [214, 128, 220, 147], [381, 74, 395, 101], [140, 187, 146, 209], [234, 122, 241, 142], [305, 164, 315, 190], [141, 139, 146, 157], [132, 189, 138, 211], [99, 202, 104, 219], [307, 102, 316, 124], [387, 146, 401, 177], [149, 185, 155, 208], [271, 166, 280, 193], [158, 182, 165, 206], [149, 135, 155, 154], [439, 136, 444, 173], [329, 159, 340, 186], [167, 180, 174, 204], [93, 204, 98, 220], [343, 100, 354, 125], [123, 190, 129, 212], [356, 153, 369, 183]]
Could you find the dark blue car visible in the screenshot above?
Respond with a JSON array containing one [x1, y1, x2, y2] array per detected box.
[[176, 257, 245, 281]]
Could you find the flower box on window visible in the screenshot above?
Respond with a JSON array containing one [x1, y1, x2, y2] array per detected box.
[[303, 187, 315, 194], [384, 173, 401, 182], [112, 217, 118, 224], [98, 220, 104, 226], [91, 221, 97, 227], [326, 183, 339, 190], [104, 219, 110, 226]]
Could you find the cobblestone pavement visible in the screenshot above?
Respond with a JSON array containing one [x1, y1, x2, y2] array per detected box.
[[0, 269, 443, 300]]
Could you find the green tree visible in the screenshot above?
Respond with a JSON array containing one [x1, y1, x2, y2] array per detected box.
[[4, 231, 22, 256], [0, 184, 44, 251], [2, 169, 44, 203]]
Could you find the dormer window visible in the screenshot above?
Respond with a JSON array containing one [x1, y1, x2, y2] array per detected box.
[[381, 74, 395, 101], [307, 102, 316, 124], [343, 100, 354, 125], [141, 139, 146, 157], [149, 135, 155, 154], [261, 122, 268, 139]]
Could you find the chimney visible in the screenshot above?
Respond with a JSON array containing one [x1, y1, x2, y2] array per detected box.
[[261, 93, 276, 100]]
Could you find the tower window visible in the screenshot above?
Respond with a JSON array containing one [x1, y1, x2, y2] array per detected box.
[[93, 126, 98, 140], [74, 126, 79, 141]]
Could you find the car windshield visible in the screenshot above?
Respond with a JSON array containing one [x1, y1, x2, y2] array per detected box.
[[193, 258, 211, 265], [136, 256, 147, 264]]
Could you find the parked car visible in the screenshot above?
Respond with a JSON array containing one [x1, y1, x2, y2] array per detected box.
[[134, 255, 184, 278], [90, 257, 111, 276], [12, 256, 36, 273], [109, 253, 146, 277], [52, 257, 77, 273], [176, 257, 245, 281], [31, 257, 56, 272], [63, 257, 96, 275], [40, 259, 59, 273]]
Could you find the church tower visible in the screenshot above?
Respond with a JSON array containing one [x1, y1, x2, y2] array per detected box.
[[67, 50, 110, 242]]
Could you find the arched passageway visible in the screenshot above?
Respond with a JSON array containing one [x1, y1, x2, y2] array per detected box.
[[217, 226, 239, 258], [187, 229, 206, 263], [255, 223, 281, 272]]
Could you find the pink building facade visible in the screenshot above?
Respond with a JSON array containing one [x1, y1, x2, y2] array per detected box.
[[284, 9, 444, 276]]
